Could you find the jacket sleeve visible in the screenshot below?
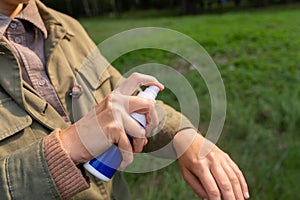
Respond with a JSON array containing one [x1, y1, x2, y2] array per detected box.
[[0, 88, 62, 199], [0, 139, 62, 200]]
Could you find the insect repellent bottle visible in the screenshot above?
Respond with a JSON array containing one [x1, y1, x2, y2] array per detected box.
[[84, 85, 160, 182]]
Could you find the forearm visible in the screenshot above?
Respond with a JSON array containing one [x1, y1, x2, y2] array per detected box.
[[143, 101, 196, 158]]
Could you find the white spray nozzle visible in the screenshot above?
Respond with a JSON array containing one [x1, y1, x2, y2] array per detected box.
[[138, 85, 160, 100]]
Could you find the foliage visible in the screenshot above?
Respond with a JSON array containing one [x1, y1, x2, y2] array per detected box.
[[80, 3, 300, 199], [42, 0, 300, 17]]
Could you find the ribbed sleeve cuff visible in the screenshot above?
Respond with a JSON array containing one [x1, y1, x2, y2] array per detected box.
[[44, 129, 89, 199]]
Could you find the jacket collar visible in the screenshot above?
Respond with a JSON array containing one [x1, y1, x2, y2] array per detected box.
[[36, 0, 74, 37], [0, 0, 48, 39], [0, 15, 10, 39], [17, 0, 48, 39], [35, 0, 74, 62]]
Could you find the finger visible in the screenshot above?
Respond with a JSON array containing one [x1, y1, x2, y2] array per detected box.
[[118, 131, 134, 170], [144, 102, 159, 135], [210, 164, 235, 200], [197, 167, 221, 200], [132, 138, 147, 153], [227, 156, 250, 199], [110, 94, 147, 138], [115, 72, 164, 95], [115, 94, 154, 114], [143, 138, 148, 146], [122, 111, 146, 138], [121, 112, 147, 153], [222, 162, 244, 200], [128, 97, 159, 135], [181, 168, 208, 199]]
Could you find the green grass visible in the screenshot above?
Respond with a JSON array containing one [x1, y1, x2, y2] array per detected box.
[[80, 4, 300, 199]]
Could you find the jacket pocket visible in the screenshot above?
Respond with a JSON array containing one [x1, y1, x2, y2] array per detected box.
[[0, 92, 32, 141], [77, 65, 112, 103], [75, 49, 112, 103]]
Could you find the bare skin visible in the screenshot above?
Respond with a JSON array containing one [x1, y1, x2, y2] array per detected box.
[[0, 0, 29, 18], [174, 129, 250, 200]]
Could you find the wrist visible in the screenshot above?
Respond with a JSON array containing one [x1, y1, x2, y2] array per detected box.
[[173, 129, 204, 158], [59, 125, 92, 164]]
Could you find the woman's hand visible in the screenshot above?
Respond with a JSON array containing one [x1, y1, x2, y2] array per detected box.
[[60, 73, 164, 169], [173, 129, 250, 200]]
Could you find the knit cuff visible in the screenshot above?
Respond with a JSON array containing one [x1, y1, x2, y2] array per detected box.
[[44, 129, 89, 199]]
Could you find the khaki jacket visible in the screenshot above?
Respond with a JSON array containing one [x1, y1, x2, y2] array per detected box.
[[0, 1, 194, 199]]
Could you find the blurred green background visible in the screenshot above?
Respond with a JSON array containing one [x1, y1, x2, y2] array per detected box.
[[45, 1, 300, 199]]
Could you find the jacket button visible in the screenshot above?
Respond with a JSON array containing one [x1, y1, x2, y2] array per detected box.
[[69, 85, 83, 98], [14, 36, 22, 44], [38, 79, 46, 86], [10, 22, 17, 29]]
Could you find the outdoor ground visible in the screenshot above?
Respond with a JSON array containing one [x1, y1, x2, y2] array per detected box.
[[80, 4, 300, 199]]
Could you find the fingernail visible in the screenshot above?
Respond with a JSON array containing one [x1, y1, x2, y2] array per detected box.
[[160, 84, 165, 90], [119, 162, 126, 171], [203, 198, 208, 200], [244, 191, 250, 199], [143, 139, 148, 146]]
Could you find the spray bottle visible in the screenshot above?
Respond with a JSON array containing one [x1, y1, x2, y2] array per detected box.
[[84, 86, 160, 182]]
